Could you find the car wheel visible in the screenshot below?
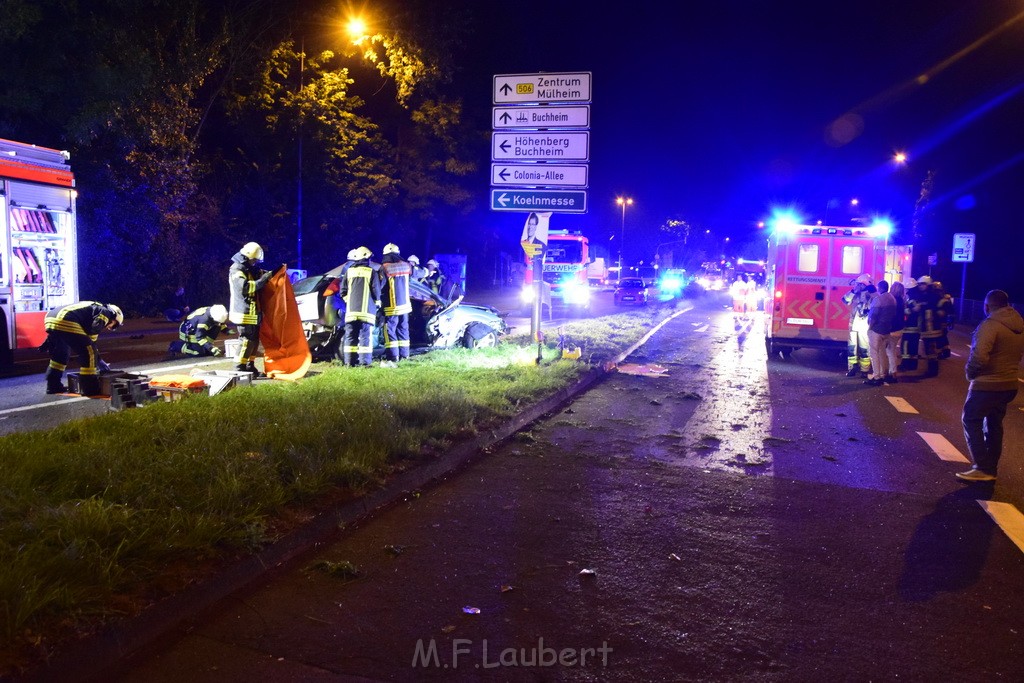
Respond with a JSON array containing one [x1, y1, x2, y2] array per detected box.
[[463, 322, 499, 349]]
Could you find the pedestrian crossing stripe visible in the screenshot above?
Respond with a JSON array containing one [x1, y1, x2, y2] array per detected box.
[[916, 431, 970, 463], [977, 501, 1024, 555], [885, 396, 918, 414]]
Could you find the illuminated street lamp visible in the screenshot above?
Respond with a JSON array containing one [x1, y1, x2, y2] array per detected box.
[[616, 196, 633, 271]]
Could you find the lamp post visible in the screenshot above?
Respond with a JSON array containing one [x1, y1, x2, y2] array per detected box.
[[616, 196, 633, 272]]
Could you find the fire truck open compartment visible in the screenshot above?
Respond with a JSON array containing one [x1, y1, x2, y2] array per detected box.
[[0, 138, 78, 355]]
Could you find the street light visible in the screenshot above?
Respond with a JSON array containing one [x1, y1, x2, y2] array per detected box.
[[616, 196, 633, 271]]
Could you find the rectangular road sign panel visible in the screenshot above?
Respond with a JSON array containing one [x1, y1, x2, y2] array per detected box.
[[491, 131, 589, 162], [491, 189, 588, 213], [493, 72, 592, 104], [952, 232, 975, 263], [493, 105, 590, 129], [491, 163, 588, 188]]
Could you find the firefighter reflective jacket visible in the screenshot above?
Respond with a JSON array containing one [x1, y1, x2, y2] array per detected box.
[[341, 259, 382, 323], [44, 301, 118, 341], [228, 252, 269, 325], [179, 307, 227, 353], [380, 257, 413, 316]]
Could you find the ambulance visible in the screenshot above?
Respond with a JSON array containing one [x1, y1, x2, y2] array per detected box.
[[763, 216, 890, 358]]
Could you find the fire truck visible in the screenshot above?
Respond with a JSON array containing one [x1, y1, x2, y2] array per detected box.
[[764, 220, 890, 359], [520, 229, 591, 314], [0, 139, 78, 361]]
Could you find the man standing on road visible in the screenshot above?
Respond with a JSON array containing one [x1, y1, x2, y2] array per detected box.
[[865, 280, 897, 385], [957, 290, 1024, 482]]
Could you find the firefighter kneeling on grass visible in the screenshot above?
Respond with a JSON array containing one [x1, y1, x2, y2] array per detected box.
[[43, 301, 123, 394], [380, 243, 412, 367], [341, 246, 382, 367], [167, 305, 229, 358], [843, 274, 875, 377]]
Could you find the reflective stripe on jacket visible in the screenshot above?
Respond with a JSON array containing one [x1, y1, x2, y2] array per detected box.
[[44, 301, 116, 341]]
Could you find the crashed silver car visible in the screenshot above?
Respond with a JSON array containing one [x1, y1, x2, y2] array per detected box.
[[293, 266, 509, 361]]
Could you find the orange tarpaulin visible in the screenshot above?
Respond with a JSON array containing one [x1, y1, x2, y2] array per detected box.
[[258, 269, 312, 381]]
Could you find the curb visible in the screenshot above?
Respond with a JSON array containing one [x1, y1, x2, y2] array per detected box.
[[20, 305, 693, 682]]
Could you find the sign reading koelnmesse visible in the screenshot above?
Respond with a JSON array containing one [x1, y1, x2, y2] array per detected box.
[[490, 71, 592, 214]]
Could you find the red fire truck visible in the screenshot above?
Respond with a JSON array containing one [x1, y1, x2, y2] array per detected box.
[[0, 139, 78, 358], [764, 219, 890, 359], [520, 229, 592, 314]]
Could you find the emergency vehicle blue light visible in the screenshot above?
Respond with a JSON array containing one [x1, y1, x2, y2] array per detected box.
[[866, 218, 893, 236], [768, 209, 802, 234]]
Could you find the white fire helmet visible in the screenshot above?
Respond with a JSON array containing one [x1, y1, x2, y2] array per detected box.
[[347, 248, 358, 261], [383, 243, 400, 255], [426, 259, 439, 268], [916, 275, 933, 285], [352, 246, 373, 260], [408, 254, 420, 266], [854, 273, 872, 285], [240, 241, 264, 261], [107, 304, 124, 328], [906, 278, 918, 288], [209, 304, 228, 324]]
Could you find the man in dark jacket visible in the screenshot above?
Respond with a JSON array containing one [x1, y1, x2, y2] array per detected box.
[[167, 304, 229, 358], [340, 246, 382, 367], [43, 301, 123, 394], [379, 243, 413, 366], [956, 290, 1024, 482]]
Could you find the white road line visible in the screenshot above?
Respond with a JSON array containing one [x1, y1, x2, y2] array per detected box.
[[949, 351, 961, 358], [885, 396, 919, 414], [695, 324, 709, 333], [0, 396, 91, 416], [977, 501, 1024, 555], [916, 432, 970, 463]]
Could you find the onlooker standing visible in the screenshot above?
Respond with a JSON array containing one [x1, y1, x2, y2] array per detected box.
[[865, 280, 897, 385], [886, 281, 907, 383], [956, 290, 1024, 482]]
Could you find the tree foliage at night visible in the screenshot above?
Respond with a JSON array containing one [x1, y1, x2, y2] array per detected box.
[[0, 0, 480, 312]]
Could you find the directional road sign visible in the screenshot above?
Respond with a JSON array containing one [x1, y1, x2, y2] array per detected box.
[[952, 233, 975, 263], [493, 72, 592, 104], [491, 189, 588, 214], [491, 163, 588, 188], [493, 105, 590, 129], [491, 131, 590, 162]]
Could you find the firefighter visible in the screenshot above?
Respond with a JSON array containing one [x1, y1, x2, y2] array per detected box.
[[933, 281, 955, 359], [842, 274, 874, 377], [340, 246, 382, 367], [379, 243, 413, 366], [43, 301, 123, 394], [423, 259, 447, 297], [408, 254, 428, 282], [915, 275, 942, 377], [228, 241, 275, 376], [167, 305, 229, 358]]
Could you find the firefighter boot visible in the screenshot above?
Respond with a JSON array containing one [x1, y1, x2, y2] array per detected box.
[[45, 368, 67, 395]]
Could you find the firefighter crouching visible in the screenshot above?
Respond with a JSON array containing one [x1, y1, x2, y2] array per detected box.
[[43, 301, 123, 394], [380, 243, 413, 367], [341, 246, 382, 367], [167, 304, 229, 358], [228, 241, 275, 376]]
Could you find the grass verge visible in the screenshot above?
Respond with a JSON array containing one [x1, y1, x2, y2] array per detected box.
[[0, 304, 681, 672]]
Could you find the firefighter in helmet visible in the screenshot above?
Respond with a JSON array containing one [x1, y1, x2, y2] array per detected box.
[[228, 241, 275, 375], [842, 274, 875, 377], [340, 246, 382, 367], [423, 259, 447, 297], [43, 301, 123, 394], [167, 304, 230, 358], [379, 243, 413, 366]]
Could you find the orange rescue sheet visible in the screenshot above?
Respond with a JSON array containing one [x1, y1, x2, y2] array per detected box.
[[258, 269, 312, 380]]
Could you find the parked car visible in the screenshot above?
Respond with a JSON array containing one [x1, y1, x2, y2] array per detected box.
[[613, 278, 650, 306], [293, 267, 509, 361]]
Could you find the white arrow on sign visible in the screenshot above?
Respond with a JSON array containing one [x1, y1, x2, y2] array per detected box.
[[491, 131, 589, 162], [493, 105, 590, 129], [491, 163, 588, 187]]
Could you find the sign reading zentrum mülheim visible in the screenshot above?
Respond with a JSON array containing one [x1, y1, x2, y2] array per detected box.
[[490, 71, 592, 214]]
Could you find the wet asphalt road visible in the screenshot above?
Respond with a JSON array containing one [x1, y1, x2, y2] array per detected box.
[[107, 297, 1024, 682]]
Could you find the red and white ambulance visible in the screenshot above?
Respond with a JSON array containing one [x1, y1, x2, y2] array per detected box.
[[764, 219, 890, 358]]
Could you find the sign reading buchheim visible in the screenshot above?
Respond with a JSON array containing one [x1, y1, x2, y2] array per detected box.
[[493, 72, 592, 104]]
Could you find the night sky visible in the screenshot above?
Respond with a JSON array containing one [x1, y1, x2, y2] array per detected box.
[[449, 0, 1024, 299]]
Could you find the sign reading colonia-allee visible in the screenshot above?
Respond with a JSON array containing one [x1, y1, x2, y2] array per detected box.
[[491, 163, 588, 187]]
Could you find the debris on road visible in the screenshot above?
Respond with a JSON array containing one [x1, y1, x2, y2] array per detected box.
[[462, 606, 481, 614]]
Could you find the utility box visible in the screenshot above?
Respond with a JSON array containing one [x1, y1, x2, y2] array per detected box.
[[0, 139, 78, 353]]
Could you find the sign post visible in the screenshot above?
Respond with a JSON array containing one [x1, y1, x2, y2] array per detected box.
[[491, 71, 592, 350], [952, 233, 975, 322]]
